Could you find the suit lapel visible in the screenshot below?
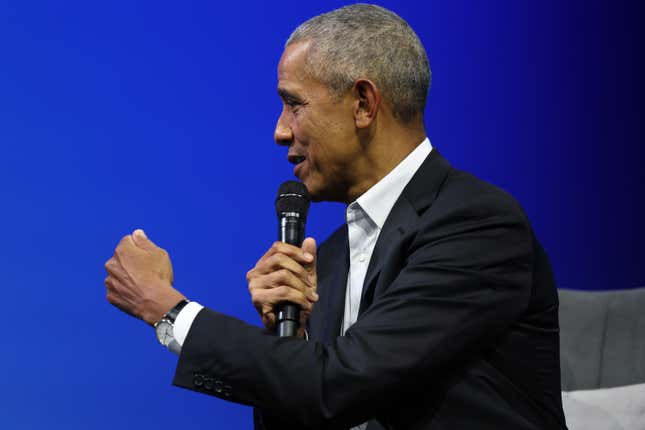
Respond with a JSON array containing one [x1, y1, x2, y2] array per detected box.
[[359, 149, 451, 314], [315, 149, 452, 338], [359, 195, 419, 311], [319, 227, 349, 343]]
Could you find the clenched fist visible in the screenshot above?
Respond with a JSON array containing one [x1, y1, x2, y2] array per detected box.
[[247, 237, 319, 337], [104, 229, 185, 326]]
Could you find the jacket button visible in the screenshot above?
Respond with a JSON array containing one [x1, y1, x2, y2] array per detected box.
[[223, 384, 232, 397], [203, 378, 214, 390], [193, 375, 204, 387]]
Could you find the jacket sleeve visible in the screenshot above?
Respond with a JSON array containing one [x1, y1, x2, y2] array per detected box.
[[172, 191, 534, 429]]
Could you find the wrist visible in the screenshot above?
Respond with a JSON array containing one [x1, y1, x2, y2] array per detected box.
[[154, 298, 190, 351], [145, 287, 187, 326]]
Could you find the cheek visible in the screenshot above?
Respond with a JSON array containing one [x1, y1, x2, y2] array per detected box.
[[305, 141, 332, 173], [290, 118, 316, 152], [296, 112, 348, 174]]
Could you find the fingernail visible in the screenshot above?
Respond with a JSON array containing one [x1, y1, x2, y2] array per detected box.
[[313, 292, 319, 301], [303, 252, 314, 262], [134, 229, 147, 238]]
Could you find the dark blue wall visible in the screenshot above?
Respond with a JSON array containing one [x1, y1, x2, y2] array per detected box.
[[1, 1, 642, 428]]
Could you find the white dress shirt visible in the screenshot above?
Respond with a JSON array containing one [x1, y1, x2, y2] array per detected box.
[[342, 138, 432, 334], [341, 138, 432, 430], [171, 137, 433, 430]]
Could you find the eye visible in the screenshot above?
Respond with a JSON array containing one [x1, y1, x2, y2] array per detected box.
[[285, 99, 301, 109], [278, 89, 307, 113]]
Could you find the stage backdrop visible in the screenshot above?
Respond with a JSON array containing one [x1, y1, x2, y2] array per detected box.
[[0, 0, 642, 428]]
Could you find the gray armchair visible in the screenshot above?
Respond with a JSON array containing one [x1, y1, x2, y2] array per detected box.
[[558, 288, 645, 390], [557, 288, 645, 430]]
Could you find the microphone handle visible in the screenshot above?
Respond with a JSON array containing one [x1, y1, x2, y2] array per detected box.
[[277, 214, 305, 337], [276, 305, 299, 337]]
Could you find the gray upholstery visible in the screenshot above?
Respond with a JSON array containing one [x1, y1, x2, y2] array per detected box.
[[561, 383, 645, 430], [558, 288, 645, 391]]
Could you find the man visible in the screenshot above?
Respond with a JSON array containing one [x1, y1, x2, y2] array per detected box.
[[105, 4, 568, 429]]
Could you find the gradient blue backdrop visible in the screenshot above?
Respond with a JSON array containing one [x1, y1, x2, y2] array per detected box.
[[1, 1, 642, 428]]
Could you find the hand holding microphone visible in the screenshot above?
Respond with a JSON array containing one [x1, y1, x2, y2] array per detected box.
[[246, 181, 318, 337]]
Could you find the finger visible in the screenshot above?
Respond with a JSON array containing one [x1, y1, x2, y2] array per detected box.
[[276, 288, 312, 311], [134, 228, 147, 239], [131, 228, 157, 251], [261, 309, 276, 330], [105, 285, 138, 319], [104, 257, 117, 274], [104, 257, 127, 278], [116, 234, 135, 251], [251, 287, 312, 311], [258, 241, 315, 266], [104, 275, 143, 319], [269, 269, 316, 298], [249, 269, 317, 301], [301, 237, 318, 289], [104, 275, 126, 299], [104, 277, 124, 306], [114, 234, 140, 262], [301, 237, 317, 263], [256, 253, 311, 282], [299, 308, 311, 328]]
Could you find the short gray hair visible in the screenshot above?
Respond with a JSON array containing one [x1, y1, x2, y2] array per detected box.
[[286, 3, 431, 123]]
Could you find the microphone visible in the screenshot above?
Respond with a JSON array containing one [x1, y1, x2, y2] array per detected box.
[[275, 181, 311, 337]]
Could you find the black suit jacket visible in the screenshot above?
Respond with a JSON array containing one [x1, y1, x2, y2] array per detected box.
[[173, 150, 568, 429]]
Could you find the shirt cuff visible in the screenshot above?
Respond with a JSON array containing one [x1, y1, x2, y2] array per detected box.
[[174, 301, 204, 347]]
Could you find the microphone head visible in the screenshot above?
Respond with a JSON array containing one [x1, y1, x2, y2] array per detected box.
[[275, 181, 311, 220]]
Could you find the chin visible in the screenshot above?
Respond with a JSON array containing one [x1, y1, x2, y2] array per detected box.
[[303, 182, 322, 202], [298, 179, 321, 202], [309, 184, 346, 203], [300, 176, 346, 203]]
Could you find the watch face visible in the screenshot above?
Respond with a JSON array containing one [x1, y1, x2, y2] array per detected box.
[[155, 320, 174, 347]]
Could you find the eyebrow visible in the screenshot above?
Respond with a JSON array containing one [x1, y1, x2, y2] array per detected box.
[[277, 88, 302, 102]]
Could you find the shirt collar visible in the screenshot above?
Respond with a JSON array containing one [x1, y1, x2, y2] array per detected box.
[[352, 137, 433, 229]]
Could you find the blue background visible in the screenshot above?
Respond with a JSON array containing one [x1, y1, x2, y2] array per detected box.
[[1, 0, 642, 428]]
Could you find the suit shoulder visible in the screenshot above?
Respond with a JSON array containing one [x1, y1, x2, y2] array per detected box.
[[433, 167, 530, 224]]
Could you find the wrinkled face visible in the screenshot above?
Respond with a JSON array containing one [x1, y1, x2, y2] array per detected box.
[[275, 41, 360, 202]]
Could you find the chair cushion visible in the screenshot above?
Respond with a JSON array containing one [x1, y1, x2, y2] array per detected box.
[[601, 290, 645, 387], [562, 383, 645, 430], [558, 289, 609, 390], [558, 288, 645, 390]]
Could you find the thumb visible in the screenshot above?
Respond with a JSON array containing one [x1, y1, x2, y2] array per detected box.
[[132, 229, 155, 250], [302, 237, 317, 291], [301, 237, 317, 262]]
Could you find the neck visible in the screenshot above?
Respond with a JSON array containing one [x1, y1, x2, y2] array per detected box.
[[343, 116, 427, 203]]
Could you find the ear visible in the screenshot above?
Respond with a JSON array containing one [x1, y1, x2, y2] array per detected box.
[[353, 79, 381, 129]]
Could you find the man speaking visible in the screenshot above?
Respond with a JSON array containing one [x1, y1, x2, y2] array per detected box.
[[104, 4, 568, 429]]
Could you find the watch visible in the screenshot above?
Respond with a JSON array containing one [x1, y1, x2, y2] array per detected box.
[[154, 299, 189, 348]]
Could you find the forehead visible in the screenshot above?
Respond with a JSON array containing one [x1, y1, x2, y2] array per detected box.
[[277, 40, 334, 100], [277, 40, 341, 105], [277, 41, 311, 82]]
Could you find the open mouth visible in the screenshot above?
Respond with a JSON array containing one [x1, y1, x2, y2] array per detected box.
[[288, 155, 306, 165]]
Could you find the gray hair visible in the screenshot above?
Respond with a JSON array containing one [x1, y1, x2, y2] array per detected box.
[[286, 3, 431, 123]]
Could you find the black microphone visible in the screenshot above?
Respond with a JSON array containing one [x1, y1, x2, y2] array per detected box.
[[275, 181, 311, 337]]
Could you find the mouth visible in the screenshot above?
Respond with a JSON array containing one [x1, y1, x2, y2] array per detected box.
[[288, 155, 307, 178], [288, 155, 306, 165]]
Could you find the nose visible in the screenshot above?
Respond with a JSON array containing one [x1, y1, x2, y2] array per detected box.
[[274, 107, 293, 147]]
